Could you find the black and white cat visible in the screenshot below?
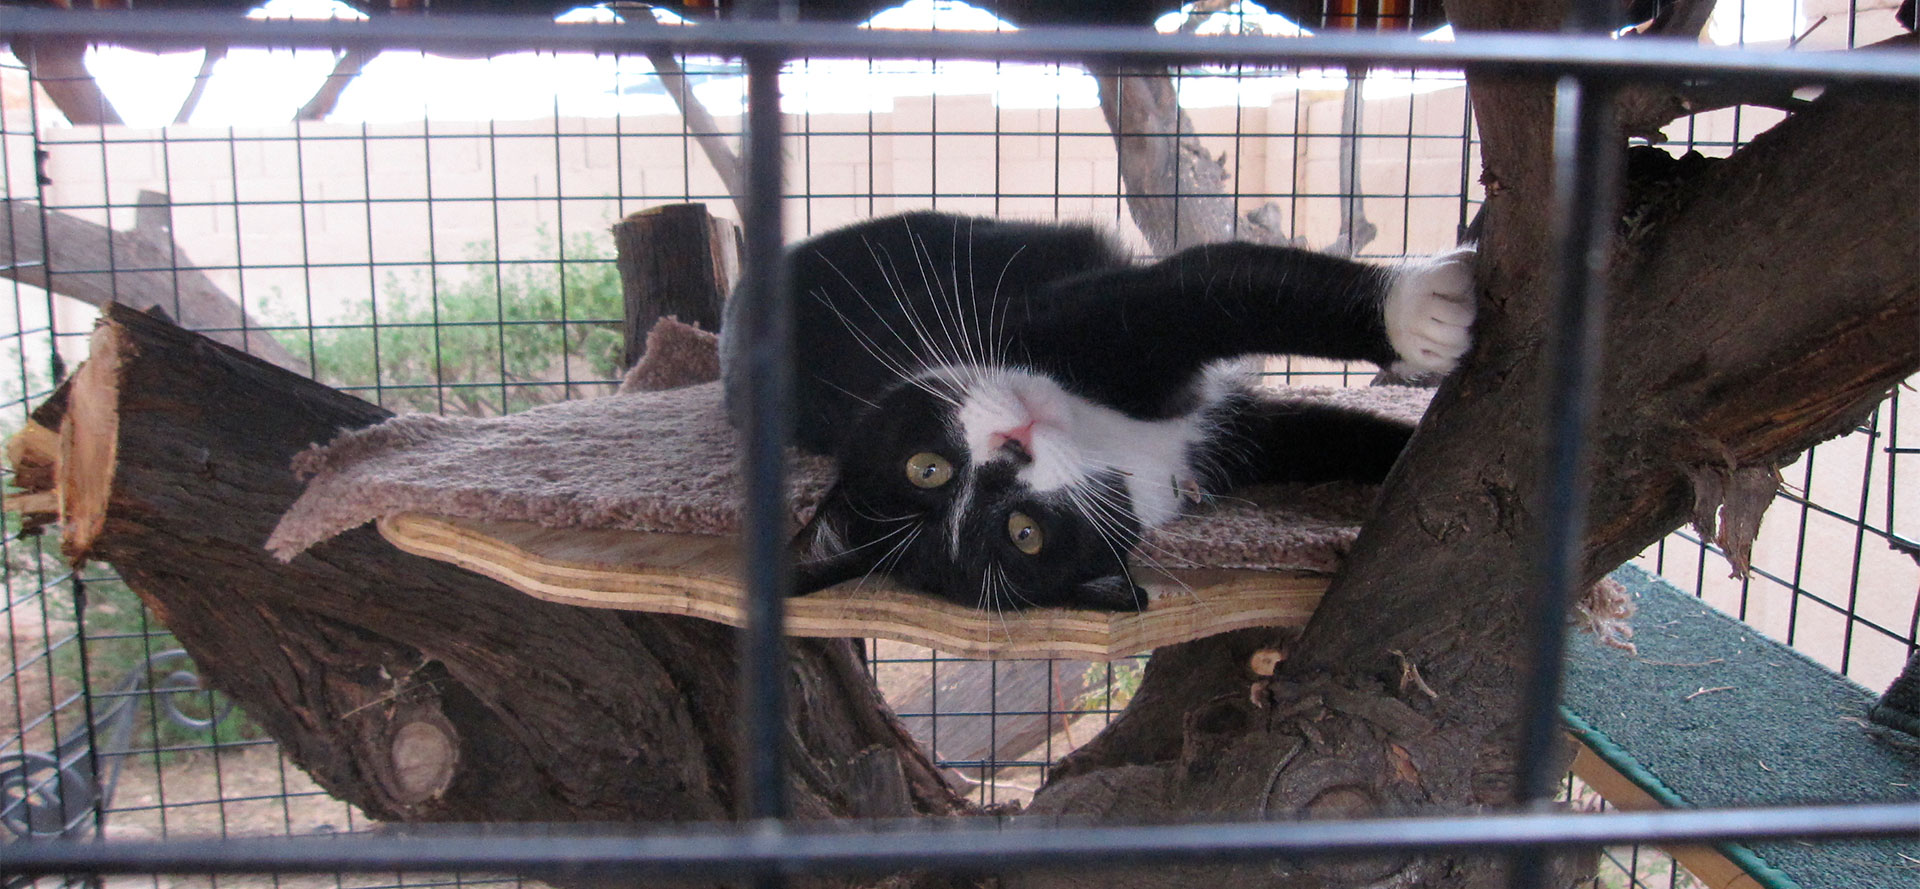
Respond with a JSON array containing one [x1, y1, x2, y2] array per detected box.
[[723, 211, 1475, 612]]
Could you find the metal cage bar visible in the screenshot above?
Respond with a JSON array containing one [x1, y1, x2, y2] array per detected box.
[[6, 802, 1918, 879], [0, 9, 1917, 85]]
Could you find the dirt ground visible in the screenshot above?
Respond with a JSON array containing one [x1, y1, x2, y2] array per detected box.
[[103, 744, 362, 842]]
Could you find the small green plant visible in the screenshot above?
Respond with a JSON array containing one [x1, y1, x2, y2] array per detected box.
[[283, 232, 627, 418], [1073, 658, 1147, 714]]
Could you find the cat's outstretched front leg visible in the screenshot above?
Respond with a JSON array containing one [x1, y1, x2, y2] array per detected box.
[[1383, 245, 1478, 376]]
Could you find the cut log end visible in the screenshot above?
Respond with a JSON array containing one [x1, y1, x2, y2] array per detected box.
[[56, 321, 128, 564], [6, 420, 61, 534]]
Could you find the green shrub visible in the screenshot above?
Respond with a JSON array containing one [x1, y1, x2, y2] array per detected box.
[[287, 233, 626, 417]]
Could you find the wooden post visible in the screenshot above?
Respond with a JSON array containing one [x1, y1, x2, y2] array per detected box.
[[614, 203, 739, 368]]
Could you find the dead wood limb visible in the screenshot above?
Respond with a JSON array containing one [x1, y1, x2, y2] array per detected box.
[[1329, 76, 1378, 257], [15, 37, 124, 126], [14, 304, 964, 826], [0, 198, 304, 372], [647, 46, 745, 211], [174, 45, 226, 124], [296, 46, 376, 122], [1094, 68, 1240, 254], [634, 15, 747, 216]]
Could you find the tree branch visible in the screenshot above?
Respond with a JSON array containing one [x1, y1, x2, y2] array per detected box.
[[1, 198, 305, 372], [174, 45, 226, 125], [15, 37, 123, 126], [296, 46, 377, 122], [1094, 66, 1307, 253], [628, 13, 748, 218]]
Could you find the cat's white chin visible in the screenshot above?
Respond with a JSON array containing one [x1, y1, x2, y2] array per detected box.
[[1383, 244, 1478, 377]]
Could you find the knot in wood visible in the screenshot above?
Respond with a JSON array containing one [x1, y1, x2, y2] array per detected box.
[[388, 713, 459, 806]]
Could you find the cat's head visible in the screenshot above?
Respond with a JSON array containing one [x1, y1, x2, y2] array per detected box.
[[791, 366, 1149, 612]]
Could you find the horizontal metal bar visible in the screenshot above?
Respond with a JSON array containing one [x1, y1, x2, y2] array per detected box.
[[2, 8, 1918, 85], [5, 803, 1918, 878]]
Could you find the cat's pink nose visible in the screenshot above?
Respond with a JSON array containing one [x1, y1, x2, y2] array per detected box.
[[989, 422, 1036, 463]]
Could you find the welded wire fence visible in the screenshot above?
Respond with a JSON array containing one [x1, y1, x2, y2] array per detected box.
[[0, 4, 1915, 889]]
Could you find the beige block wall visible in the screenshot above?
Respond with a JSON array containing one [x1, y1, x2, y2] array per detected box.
[[29, 85, 1489, 327]]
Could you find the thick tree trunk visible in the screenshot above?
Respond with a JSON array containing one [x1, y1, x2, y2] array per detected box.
[[1025, 50, 1917, 889], [18, 305, 964, 838]]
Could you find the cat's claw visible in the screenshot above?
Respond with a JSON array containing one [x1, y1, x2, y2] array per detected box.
[[1383, 244, 1478, 377]]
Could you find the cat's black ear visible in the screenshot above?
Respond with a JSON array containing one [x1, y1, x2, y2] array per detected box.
[[788, 492, 881, 596], [1073, 575, 1148, 612]]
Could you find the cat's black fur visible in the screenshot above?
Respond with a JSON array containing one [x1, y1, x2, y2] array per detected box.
[[721, 211, 1474, 612]]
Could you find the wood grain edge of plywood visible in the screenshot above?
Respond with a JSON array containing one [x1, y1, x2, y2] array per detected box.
[[1568, 738, 1767, 889], [377, 512, 1329, 661]]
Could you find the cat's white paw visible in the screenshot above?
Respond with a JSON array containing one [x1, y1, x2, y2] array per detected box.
[[1383, 244, 1478, 377]]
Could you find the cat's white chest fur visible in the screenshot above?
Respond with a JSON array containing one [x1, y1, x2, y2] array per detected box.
[[949, 366, 1215, 530]]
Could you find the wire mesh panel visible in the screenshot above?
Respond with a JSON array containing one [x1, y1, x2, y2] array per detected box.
[[0, 3, 1915, 889]]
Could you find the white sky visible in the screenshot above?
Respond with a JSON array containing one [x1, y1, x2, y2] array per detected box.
[[71, 0, 1797, 128]]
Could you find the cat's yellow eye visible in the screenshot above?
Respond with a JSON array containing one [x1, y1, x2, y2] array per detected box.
[[1007, 511, 1044, 555], [905, 452, 954, 489]]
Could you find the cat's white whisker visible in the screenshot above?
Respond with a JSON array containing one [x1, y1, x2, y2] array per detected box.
[[845, 501, 923, 526], [961, 222, 992, 373], [809, 276, 967, 413], [806, 277, 938, 399], [1059, 482, 1150, 608], [874, 234, 974, 374], [846, 238, 964, 378], [924, 226, 985, 373], [988, 564, 1018, 640], [983, 245, 1026, 369], [856, 524, 922, 594], [815, 377, 881, 411], [904, 229, 974, 372], [1072, 475, 1201, 573], [812, 519, 918, 570], [1131, 553, 1198, 603]]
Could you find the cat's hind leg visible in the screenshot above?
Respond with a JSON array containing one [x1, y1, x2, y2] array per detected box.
[[1201, 396, 1418, 489]]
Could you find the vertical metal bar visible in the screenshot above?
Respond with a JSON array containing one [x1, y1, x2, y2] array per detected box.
[[68, 573, 106, 843], [1839, 409, 1884, 675], [1509, 73, 1619, 889], [423, 120, 448, 416], [736, 41, 791, 834]]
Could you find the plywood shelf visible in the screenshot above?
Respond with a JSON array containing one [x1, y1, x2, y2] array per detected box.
[[378, 512, 1330, 661]]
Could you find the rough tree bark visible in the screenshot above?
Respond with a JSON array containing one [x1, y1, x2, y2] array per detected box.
[[1021, 22, 1916, 889], [1095, 68, 1241, 254], [615, 203, 739, 368]]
